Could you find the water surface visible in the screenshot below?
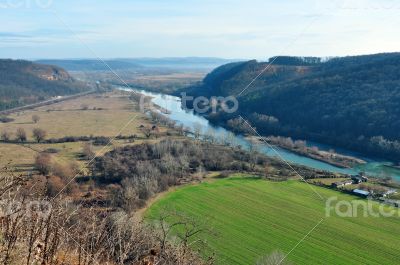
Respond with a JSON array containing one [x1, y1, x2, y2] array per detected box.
[[126, 88, 400, 181]]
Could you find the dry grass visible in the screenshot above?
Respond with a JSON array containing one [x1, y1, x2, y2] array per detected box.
[[0, 91, 150, 140], [0, 143, 37, 170], [0, 91, 163, 173], [309, 177, 349, 185]]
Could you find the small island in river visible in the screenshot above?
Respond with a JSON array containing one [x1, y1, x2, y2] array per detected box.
[[249, 135, 366, 169]]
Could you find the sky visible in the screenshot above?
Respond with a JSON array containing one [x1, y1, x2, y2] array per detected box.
[[0, 0, 399, 60]]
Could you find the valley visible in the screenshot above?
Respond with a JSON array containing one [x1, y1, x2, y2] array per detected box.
[[3, 2, 400, 264], [0, 79, 398, 264]]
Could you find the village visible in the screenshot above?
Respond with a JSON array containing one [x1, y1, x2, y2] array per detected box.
[[309, 172, 400, 207]]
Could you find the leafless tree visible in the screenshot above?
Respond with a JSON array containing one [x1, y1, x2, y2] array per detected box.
[[249, 140, 260, 170], [176, 124, 185, 136], [0, 129, 11, 142], [193, 123, 203, 140], [32, 128, 47, 143], [82, 142, 95, 160], [153, 208, 215, 261], [16, 128, 27, 142]]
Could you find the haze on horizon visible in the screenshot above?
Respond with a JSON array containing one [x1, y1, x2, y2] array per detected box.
[[1, 0, 399, 60]]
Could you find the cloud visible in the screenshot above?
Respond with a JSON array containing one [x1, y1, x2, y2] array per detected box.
[[0, 28, 98, 48], [0, 32, 31, 38]]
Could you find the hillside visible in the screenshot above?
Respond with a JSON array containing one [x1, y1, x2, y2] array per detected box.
[[0, 59, 90, 110], [185, 53, 400, 161], [36, 59, 143, 71]]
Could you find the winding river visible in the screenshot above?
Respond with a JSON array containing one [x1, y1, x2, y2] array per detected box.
[[127, 88, 400, 181]]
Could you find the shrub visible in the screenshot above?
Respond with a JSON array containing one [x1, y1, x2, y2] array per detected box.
[[52, 162, 79, 181], [45, 175, 65, 197], [0, 116, 14, 123], [216, 171, 230, 179], [32, 114, 40, 123], [44, 148, 59, 153], [92, 136, 109, 146], [34, 153, 52, 175]]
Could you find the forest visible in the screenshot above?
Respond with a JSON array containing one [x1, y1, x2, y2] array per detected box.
[[0, 59, 90, 110], [184, 53, 400, 161]]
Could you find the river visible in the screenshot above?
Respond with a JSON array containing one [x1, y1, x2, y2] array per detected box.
[[126, 88, 400, 181]]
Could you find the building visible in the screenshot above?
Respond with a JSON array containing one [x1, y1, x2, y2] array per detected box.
[[383, 189, 397, 198], [332, 179, 353, 188], [353, 189, 370, 198], [351, 174, 368, 184]]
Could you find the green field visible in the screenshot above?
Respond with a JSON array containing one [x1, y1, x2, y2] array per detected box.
[[146, 176, 400, 265]]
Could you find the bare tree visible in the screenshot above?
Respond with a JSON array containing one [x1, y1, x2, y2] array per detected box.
[[32, 114, 40, 124], [193, 123, 203, 140], [82, 142, 95, 160], [0, 129, 11, 142], [32, 128, 47, 143], [249, 140, 260, 170], [0, 164, 208, 265], [16, 127, 27, 142], [153, 208, 214, 260], [176, 124, 185, 136]]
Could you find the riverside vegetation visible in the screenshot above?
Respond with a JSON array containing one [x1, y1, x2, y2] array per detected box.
[[2, 56, 400, 264], [1, 88, 329, 264]]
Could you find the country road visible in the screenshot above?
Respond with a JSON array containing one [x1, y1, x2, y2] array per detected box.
[[0, 90, 96, 115]]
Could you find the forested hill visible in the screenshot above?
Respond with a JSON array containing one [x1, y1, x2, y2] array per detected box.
[[185, 53, 400, 161], [0, 59, 90, 111]]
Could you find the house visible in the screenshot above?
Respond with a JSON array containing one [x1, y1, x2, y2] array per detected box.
[[353, 189, 370, 198], [332, 179, 353, 188], [383, 189, 397, 198], [351, 174, 368, 184]]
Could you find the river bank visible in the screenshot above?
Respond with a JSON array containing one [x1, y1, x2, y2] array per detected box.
[[247, 135, 366, 169], [120, 87, 400, 181]]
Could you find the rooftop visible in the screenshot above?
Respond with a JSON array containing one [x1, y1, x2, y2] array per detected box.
[[353, 189, 370, 196]]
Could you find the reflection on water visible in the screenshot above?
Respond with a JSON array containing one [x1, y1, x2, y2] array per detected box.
[[125, 88, 400, 181]]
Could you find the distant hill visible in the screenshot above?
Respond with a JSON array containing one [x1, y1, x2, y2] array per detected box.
[[0, 59, 90, 111], [119, 57, 241, 70], [185, 53, 400, 161], [37, 57, 240, 71], [36, 59, 143, 71]]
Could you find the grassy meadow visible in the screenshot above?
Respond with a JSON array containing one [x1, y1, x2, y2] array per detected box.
[[0, 92, 149, 139], [146, 176, 400, 265], [0, 91, 158, 172]]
